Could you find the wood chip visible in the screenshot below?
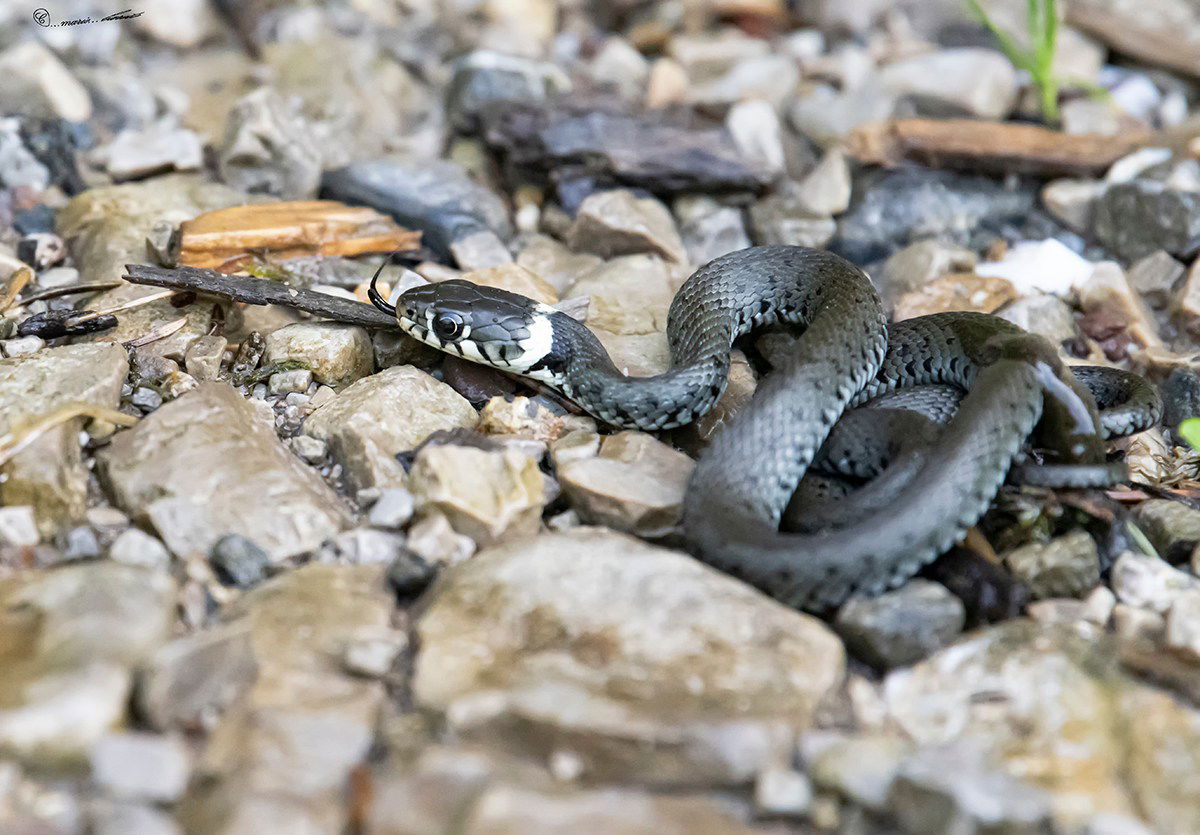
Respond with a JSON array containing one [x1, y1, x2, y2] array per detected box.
[[0, 266, 33, 314], [177, 200, 421, 272], [845, 119, 1151, 178]]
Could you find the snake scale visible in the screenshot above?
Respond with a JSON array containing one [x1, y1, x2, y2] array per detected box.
[[370, 245, 1161, 612]]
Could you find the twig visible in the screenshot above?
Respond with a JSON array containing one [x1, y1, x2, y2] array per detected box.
[[125, 317, 187, 347], [0, 404, 139, 467], [123, 263, 399, 329], [0, 267, 33, 314], [70, 288, 177, 325], [17, 281, 123, 305]]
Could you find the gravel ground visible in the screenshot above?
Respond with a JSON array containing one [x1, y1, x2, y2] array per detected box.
[[3, 0, 1200, 831]]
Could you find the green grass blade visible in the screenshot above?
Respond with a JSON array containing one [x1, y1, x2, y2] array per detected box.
[[1178, 418, 1200, 452]]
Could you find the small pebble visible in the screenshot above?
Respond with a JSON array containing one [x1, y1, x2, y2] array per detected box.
[[131, 387, 164, 411], [268, 368, 314, 396], [108, 528, 171, 570], [0, 506, 39, 546], [2, 335, 44, 357], [754, 768, 813, 818], [209, 533, 271, 588], [288, 434, 328, 464], [342, 634, 407, 678], [368, 488, 415, 529], [90, 732, 191, 803], [62, 526, 101, 560], [387, 549, 437, 598]]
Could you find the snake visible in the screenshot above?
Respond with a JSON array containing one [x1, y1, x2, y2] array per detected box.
[[368, 245, 1161, 612]]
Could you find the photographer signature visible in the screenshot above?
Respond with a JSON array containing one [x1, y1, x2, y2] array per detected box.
[[33, 8, 143, 27]]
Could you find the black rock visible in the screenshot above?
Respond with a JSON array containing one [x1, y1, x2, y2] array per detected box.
[[18, 310, 118, 339], [387, 550, 436, 598], [20, 119, 92, 196], [831, 168, 1039, 264], [210, 533, 271, 588], [321, 159, 512, 259], [1092, 180, 1200, 263], [447, 51, 569, 132]]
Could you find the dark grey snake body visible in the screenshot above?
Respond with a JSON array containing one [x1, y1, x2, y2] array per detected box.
[[374, 246, 1161, 612]]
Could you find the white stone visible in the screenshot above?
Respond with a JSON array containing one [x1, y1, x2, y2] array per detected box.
[[0, 506, 39, 546], [975, 238, 1094, 297], [755, 767, 813, 817], [108, 528, 171, 570], [90, 732, 190, 803], [1110, 552, 1200, 615]]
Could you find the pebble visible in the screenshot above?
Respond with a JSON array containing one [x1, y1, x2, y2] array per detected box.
[[1092, 180, 1200, 262], [515, 235, 603, 295], [409, 444, 545, 547], [0, 41, 92, 122], [2, 336, 45, 357], [216, 88, 322, 199], [1041, 178, 1105, 234], [1003, 530, 1101, 600], [1113, 603, 1166, 643], [1127, 250, 1185, 309], [90, 732, 190, 803], [566, 190, 686, 263], [559, 431, 695, 537], [880, 48, 1017, 119], [748, 187, 836, 248], [803, 731, 912, 812], [725, 99, 787, 179], [0, 506, 40, 547], [975, 238, 1095, 297], [1079, 262, 1162, 350], [878, 240, 977, 302], [458, 264, 557, 305], [1110, 551, 1200, 613], [834, 580, 966, 669], [287, 434, 326, 464], [323, 528, 405, 565], [209, 533, 271, 588], [93, 122, 204, 182], [892, 272, 1016, 321], [753, 768, 813, 818], [131, 387, 164, 411], [688, 54, 799, 110], [588, 37, 649, 100], [792, 148, 852, 216], [789, 78, 897, 149], [268, 369, 314, 396], [387, 550, 437, 598], [447, 51, 570, 131], [62, 525, 102, 560], [449, 229, 514, 271], [565, 253, 674, 335], [304, 365, 478, 493], [342, 633, 407, 678], [995, 294, 1078, 345], [405, 511, 476, 567], [1164, 591, 1200, 661], [1131, 499, 1200, 564], [263, 323, 373, 389], [368, 488, 415, 529], [107, 528, 171, 571]]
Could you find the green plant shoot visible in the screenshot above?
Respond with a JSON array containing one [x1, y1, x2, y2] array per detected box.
[[965, 0, 1061, 124], [1178, 418, 1200, 452]]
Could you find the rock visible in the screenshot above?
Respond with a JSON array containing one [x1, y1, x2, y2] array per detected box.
[[1079, 262, 1163, 351], [262, 323, 373, 389], [559, 432, 695, 537], [447, 51, 570, 131], [748, 188, 837, 249], [216, 88, 322, 199], [880, 48, 1018, 120], [0, 563, 173, 767], [321, 159, 511, 260], [1092, 180, 1200, 262], [135, 0, 221, 47], [832, 168, 1037, 264], [304, 365, 478, 494], [792, 148, 852, 216], [802, 731, 912, 812], [725, 99, 786, 179], [515, 235, 603, 295], [0, 507, 39, 547], [183, 335, 227, 382], [448, 229, 514, 271], [91, 802, 181, 835], [566, 254, 675, 335], [0, 120, 49, 192], [209, 533, 271, 588], [1041, 178, 1105, 233], [834, 580, 966, 669], [404, 511, 475, 567], [342, 632, 406, 678], [754, 768, 813, 818], [645, 57, 688, 109], [177, 564, 397, 833], [137, 621, 257, 731], [1082, 586, 1117, 625], [689, 55, 800, 110], [887, 742, 1053, 834], [674, 196, 752, 267], [1003, 531, 1101, 600], [567, 190, 685, 263], [884, 620, 1200, 831], [478, 395, 593, 444], [995, 294, 1079, 345], [268, 369, 313, 396], [100, 383, 352, 562], [975, 238, 1095, 297], [1127, 250, 1185, 309], [459, 264, 557, 305], [1172, 258, 1200, 337], [1131, 499, 1200, 564], [132, 387, 164, 412], [90, 732, 190, 803], [1027, 598, 1088, 624], [878, 240, 977, 303], [0, 343, 128, 538], [93, 122, 204, 182], [322, 528, 405, 565], [1113, 603, 1165, 643], [1111, 551, 1200, 613], [588, 38, 649, 101], [288, 434, 327, 464], [482, 106, 770, 195], [892, 273, 1017, 321], [409, 444, 545, 547], [107, 528, 171, 571], [1165, 591, 1200, 661], [368, 488, 415, 530], [789, 79, 897, 149], [0, 42, 91, 122], [1062, 97, 1124, 136], [413, 528, 844, 785], [1106, 147, 1173, 185]]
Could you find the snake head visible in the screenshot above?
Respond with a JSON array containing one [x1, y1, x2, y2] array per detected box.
[[394, 279, 563, 379]]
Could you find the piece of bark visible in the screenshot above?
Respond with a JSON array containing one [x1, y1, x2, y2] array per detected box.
[[845, 119, 1150, 178], [123, 263, 398, 329], [177, 200, 421, 272]]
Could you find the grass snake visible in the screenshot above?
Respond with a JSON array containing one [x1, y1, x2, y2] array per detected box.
[[370, 245, 1160, 612]]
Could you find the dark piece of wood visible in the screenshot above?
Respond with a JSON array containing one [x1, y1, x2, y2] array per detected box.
[[123, 263, 399, 329]]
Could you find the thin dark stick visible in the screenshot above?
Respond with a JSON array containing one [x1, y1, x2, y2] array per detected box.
[[123, 263, 399, 329]]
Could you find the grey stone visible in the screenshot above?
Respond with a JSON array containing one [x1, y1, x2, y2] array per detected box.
[[725, 99, 786, 179], [404, 512, 475, 567], [1164, 591, 1200, 661], [1093, 180, 1200, 262], [90, 732, 190, 803], [789, 79, 897, 148], [108, 528, 171, 571], [91, 802, 182, 835], [880, 48, 1018, 119], [131, 386, 163, 411], [516, 235, 604, 295], [100, 383, 352, 562], [288, 434, 327, 464], [447, 50, 570, 131], [754, 768, 813, 818], [268, 368, 313, 395], [567, 190, 686, 263], [748, 187, 837, 248], [1, 336, 44, 357], [413, 528, 844, 786], [0, 41, 91, 122], [216, 88, 322, 199], [1004, 531, 1101, 599], [588, 37, 649, 100], [263, 323, 373, 389], [0, 120, 49, 191], [304, 365, 478, 493], [323, 528, 405, 565], [793, 148, 852, 216], [62, 526, 101, 560], [879, 239, 978, 304], [448, 228, 514, 270], [995, 294, 1078, 345], [803, 731, 913, 812], [677, 202, 752, 267], [835, 580, 965, 669], [93, 122, 204, 182], [1128, 251, 1185, 309], [0, 507, 39, 547], [210, 533, 271, 588], [1110, 551, 1200, 613], [183, 335, 227, 382], [689, 55, 800, 110], [887, 743, 1053, 834], [565, 254, 674, 335], [1131, 499, 1200, 564], [137, 621, 257, 731], [368, 488, 415, 529]]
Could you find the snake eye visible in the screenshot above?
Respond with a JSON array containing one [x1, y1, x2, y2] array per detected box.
[[432, 312, 464, 340]]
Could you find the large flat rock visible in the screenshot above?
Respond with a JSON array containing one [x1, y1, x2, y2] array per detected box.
[[100, 382, 351, 560]]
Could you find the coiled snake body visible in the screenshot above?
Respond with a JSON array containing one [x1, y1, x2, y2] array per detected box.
[[371, 246, 1160, 612]]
